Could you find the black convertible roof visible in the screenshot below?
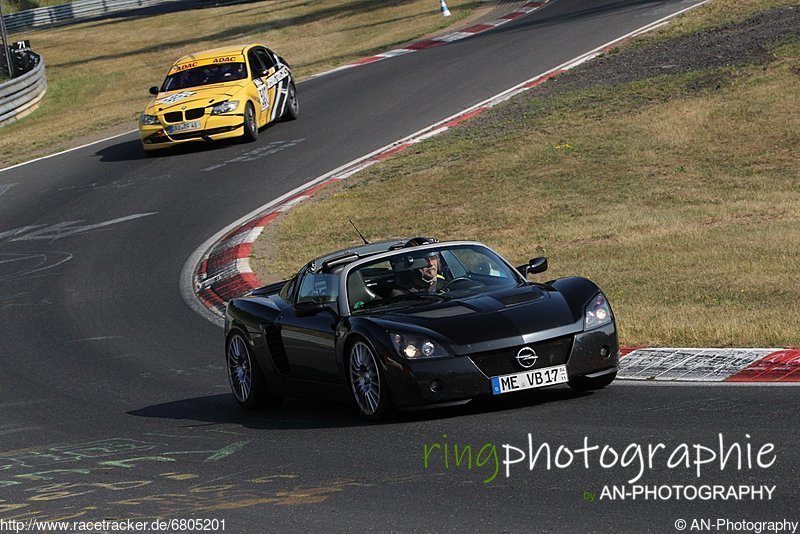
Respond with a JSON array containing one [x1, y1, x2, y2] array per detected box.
[[306, 237, 439, 273]]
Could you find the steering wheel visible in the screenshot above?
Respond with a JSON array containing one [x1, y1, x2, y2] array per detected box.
[[441, 277, 478, 292]]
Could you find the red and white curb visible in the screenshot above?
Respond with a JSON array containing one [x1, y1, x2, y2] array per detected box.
[[619, 348, 800, 383], [307, 1, 551, 81]]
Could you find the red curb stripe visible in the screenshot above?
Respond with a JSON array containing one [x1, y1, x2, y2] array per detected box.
[[463, 24, 496, 33], [406, 40, 444, 51], [500, 12, 526, 20], [372, 142, 414, 162], [523, 69, 565, 88], [524, 1, 546, 7], [303, 181, 332, 197], [213, 273, 261, 301], [443, 107, 488, 128], [253, 212, 279, 227], [353, 56, 382, 65], [726, 349, 800, 382], [207, 243, 251, 272]]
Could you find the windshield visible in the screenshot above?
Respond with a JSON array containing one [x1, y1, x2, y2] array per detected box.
[[161, 62, 247, 91], [347, 244, 521, 313]]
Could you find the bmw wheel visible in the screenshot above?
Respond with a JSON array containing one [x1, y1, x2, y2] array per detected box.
[[226, 332, 281, 409], [281, 82, 299, 121], [242, 101, 258, 142], [348, 340, 391, 420]]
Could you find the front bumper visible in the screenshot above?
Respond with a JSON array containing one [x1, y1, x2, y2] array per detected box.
[[383, 322, 618, 408], [139, 113, 244, 150]]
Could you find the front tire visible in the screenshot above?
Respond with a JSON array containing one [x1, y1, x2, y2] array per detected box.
[[348, 339, 392, 421], [226, 332, 282, 409], [241, 102, 258, 142]]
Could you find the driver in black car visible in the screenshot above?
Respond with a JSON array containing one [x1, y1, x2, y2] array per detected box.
[[391, 250, 446, 295]]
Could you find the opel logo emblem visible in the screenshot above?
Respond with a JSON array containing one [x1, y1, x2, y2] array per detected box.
[[516, 347, 538, 369]]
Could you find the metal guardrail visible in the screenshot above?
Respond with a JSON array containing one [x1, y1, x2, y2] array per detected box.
[[0, 51, 46, 126], [2, 0, 183, 33]]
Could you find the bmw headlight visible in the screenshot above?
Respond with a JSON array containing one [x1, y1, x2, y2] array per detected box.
[[140, 114, 160, 125], [211, 100, 239, 115], [390, 333, 447, 359], [584, 293, 612, 330]]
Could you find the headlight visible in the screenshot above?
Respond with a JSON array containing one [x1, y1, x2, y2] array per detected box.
[[584, 293, 612, 330], [390, 333, 447, 359], [211, 100, 239, 115], [140, 114, 160, 125]]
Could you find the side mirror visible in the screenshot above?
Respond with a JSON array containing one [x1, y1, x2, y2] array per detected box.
[[149, 86, 159, 95], [294, 300, 329, 317], [517, 257, 548, 276]]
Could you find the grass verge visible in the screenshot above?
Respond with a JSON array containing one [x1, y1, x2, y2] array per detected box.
[[0, 0, 484, 167], [252, 0, 800, 348]]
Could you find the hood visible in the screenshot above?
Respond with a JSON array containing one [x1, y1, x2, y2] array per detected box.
[[368, 285, 583, 354], [146, 83, 248, 113]]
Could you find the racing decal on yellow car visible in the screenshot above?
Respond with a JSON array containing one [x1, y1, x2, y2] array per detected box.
[[169, 56, 246, 74], [253, 78, 269, 111], [266, 66, 290, 89], [157, 91, 197, 105]]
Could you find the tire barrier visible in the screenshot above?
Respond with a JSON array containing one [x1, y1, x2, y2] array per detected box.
[[0, 45, 46, 126]]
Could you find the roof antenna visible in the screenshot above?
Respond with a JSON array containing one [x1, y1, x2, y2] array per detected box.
[[349, 219, 369, 245]]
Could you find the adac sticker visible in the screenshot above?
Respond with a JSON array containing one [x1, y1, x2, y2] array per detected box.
[[169, 56, 245, 74], [157, 91, 197, 105]]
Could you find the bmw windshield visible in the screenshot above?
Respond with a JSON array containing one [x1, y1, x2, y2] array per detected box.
[[161, 62, 247, 91], [347, 244, 522, 313]]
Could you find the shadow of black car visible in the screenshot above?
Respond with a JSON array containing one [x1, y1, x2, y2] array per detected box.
[[128, 386, 593, 430]]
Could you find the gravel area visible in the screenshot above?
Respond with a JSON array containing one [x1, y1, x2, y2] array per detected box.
[[533, 5, 800, 96]]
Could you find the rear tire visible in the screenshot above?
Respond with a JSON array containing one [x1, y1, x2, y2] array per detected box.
[[348, 339, 392, 421], [241, 102, 258, 142], [226, 332, 282, 409], [568, 370, 617, 392]]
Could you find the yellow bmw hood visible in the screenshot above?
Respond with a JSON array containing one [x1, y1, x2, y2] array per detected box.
[[146, 83, 248, 114]]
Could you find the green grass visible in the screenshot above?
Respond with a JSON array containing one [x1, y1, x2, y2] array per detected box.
[[0, 0, 484, 166], [252, 0, 800, 348]]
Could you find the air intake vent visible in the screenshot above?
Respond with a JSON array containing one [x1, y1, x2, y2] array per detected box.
[[262, 324, 290, 375]]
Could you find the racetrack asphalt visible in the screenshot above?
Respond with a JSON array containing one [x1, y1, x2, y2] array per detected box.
[[1, 0, 798, 530]]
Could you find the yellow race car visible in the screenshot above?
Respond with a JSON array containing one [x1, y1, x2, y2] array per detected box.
[[139, 44, 298, 152]]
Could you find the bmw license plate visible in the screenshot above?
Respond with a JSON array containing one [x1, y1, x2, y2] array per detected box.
[[491, 364, 568, 395], [167, 121, 201, 134]]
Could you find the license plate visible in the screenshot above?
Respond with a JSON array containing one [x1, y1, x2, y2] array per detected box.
[[167, 121, 201, 134], [491, 364, 568, 395]]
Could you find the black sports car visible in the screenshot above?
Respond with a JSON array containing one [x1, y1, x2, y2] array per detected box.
[[224, 238, 618, 420]]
